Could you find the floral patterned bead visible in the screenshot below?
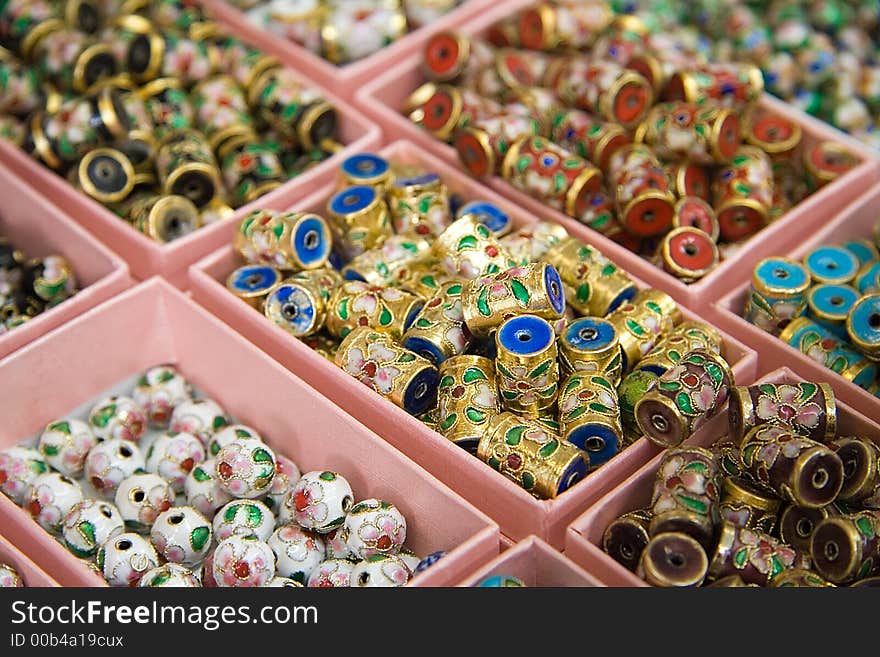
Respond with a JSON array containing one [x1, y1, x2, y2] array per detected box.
[[288, 471, 353, 533], [62, 499, 125, 559], [414, 550, 446, 574], [133, 365, 192, 428], [307, 558, 355, 587], [185, 458, 233, 518], [0, 563, 23, 588], [321, 527, 354, 560], [265, 455, 301, 515], [150, 506, 212, 568], [97, 532, 159, 587], [343, 498, 407, 560], [397, 547, 420, 574], [0, 447, 48, 505], [708, 520, 806, 586], [268, 524, 326, 584], [145, 431, 206, 493], [84, 439, 145, 499], [207, 424, 263, 458], [267, 576, 303, 587], [322, 0, 406, 64], [212, 534, 276, 588], [213, 499, 275, 543], [23, 472, 83, 534], [138, 563, 200, 587], [37, 419, 97, 479], [114, 473, 174, 534], [350, 554, 411, 588], [215, 437, 276, 499], [728, 381, 836, 446], [87, 396, 147, 443]]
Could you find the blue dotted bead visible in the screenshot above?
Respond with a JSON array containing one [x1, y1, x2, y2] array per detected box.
[[414, 551, 447, 574]]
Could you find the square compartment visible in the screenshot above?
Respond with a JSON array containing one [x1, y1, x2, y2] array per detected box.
[[564, 366, 879, 587], [0, 278, 499, 587], [189, 138, 757, 547]]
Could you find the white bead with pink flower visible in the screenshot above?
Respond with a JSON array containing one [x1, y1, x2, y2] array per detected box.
[[215, 437, 277, 499], [288, 471, 353, 533], [114, 473, 174, 533], [62, 499, 125, 559], [212, 534, 276, 588], [343, 498, 407, 560], [84, 439, 145, 499], [97, 533, 160, 587], [307, 558, 355, 587], [185, 457, 233, 518], [23, 472, 83, 534], [208, 424, 263, 459], [133, 366, 193, 428], [350, 554, 411, 587], [268, 524, 326, 584], [37, 419, 97, 479], [170, 398, 229, 449], [267, 576, 304, 587], [150, 506, 213, 568], [87, 396, 147, 443], [213, 499, 275, 542], [266, 455, 301, 514], [145, 431, 206, 493], [138, 563, 201, 588], [0, 446, 48, 505], [0, 563, 23, 588]]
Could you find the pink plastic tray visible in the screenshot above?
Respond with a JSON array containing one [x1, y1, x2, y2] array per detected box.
[[0, 10, 380, 290], [713, 185, 880, 421], [564, 366, 880, 587], [0, 531, 59, 587], [353, 8, 880, 309], [200, 0, 502, 101], [0, 161, 131, 360], [458, 535, 603, 586], [189, 139, 757, 547], [0, 278, 499, 587]]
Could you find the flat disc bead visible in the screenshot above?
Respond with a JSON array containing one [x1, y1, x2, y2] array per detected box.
[[804, 246, 860, 285], [24, 472, 83, 534], [37, 419, 97, 478], [846, 294, 880, 360], [0, 447, 47, 505], [213, 499, 275, 542], [212, 534, 276, 587], [659, 227, 719, 281], [115, 473, 174, 533], [843, 239, 878, 266]]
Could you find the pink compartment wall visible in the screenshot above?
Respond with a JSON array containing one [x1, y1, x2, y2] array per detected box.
[[200, 0, 501, 101], [189, 139, 757, 547], [564, 366, 880, 587], [0, 531, 59, 587], [0, 6, 380, 290], [353, 7, 880, 309], [713, 185, 880, 421], [0, 278, 499, 587], [458, 535, 603, 587], [0, 161, 131, 360]]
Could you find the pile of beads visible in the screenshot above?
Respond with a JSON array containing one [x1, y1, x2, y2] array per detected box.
[[242, 0, 463, 65], [0, 236, 77, 334], [0, 0, 340, 242], [0, 364, 440, 587], [225, 151, 737, 500], [0, 562, 24, 587], [744, 245, 880, 395], [618, 0, 880, 150], [402, 8, 859, 283], [603, 379, 880, 587]]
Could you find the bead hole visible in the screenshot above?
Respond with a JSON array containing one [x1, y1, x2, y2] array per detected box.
[[830, 296, 844, 306], [620, 543, 634, 560], [60, 475, 74, 485], [119, 445, 132, 458], [844, 456, 857, 479], [812, 468, 829, 489], [565, 470, 582, 489], [550, 281, 560, 297], [100, 506, 113, 519], [117, 539, 132, 551], [665, 549, 685, 569], [683, 243, 698, 256], [414, 382, 428, 399], [169, 514, 183, 525], [132, 489, 145, 503], [773, 268, 790, 280], [585, 437, 606, 452], [651, 413, 668, 433], [244, 274, 261, 287], [282, 303, 298, 320], [342, 496, 353, 513], [643, 210, 656, 223], [516, 330, 532, 342], [304, 230, 319, 249], [358, 572, 370, 586], [796, 517, 814, 538], [870, 313, 880, 329], [824, 541, 840, 562], [578, 327, 598, 341]]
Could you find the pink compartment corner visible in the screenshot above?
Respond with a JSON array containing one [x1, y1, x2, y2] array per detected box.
[[713, 184, 880, 421], [458, 535, 604, 587], [200, 0, 503, 102], [564, 366, 880, 587], [354, 7, 880, 310], [0, 1, 381, 291], [0, 277, 499, 587], [0, 161, 131, 361], [0, 531, 59, 587], [188, 138, 758, 548]]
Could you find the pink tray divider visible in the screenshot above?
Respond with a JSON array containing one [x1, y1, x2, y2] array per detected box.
[[458, 535, 604, 586], [0, 161, 131, 360], [0, 531, 60, 587], [713, 184, 880, 421], [0, 6, 381, 291], [0, 278, 499, 587], [200, 0, 503, 101], [564, 366, 880, 587], [188, 138, 758, 547], [354, 12, 880, 310]]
